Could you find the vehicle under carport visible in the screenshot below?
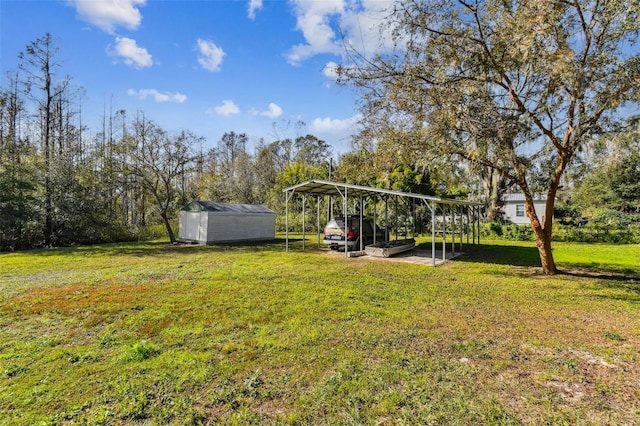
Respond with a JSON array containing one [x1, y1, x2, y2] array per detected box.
[[282, 180, 483, 266]]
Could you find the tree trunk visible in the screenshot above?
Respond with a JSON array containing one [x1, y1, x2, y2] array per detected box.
[[160, 211, 176, 244], [482, 167, 507, 222], [535, 232, 557, 275], [526, 197, 558, 275]]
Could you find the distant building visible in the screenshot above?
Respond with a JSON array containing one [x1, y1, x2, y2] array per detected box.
[[502, 193, 548, 225]]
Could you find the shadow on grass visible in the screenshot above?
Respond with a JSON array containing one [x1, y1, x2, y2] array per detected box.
[[453, 243, 640, 295], [7, 238, 295, 258], [450, 243, 542, 268]]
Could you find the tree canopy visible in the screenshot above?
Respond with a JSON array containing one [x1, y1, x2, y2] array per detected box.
[[338, 0, 640, 274]]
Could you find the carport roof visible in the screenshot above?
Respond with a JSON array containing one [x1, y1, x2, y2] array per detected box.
[[283, 180, 482, 207]]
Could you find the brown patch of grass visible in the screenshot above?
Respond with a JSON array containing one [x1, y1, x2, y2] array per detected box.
[[4, 282, 154, 316]]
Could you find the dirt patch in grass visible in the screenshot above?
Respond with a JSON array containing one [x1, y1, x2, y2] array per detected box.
[[5, 282, 155, 316]]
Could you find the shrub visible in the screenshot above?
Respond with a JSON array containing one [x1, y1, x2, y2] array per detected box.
[[481, 222, 503, 238], [481, 220, 640, 244], [587, 209, 633, 232], [503, 224, 534, 241], [552, 221, 640, 243]]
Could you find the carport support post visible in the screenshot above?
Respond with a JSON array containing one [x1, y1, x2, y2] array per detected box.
[[302, 195, 306, 250], [384, 197, 389, 241], [412, 199, 416, 238], [472, 206, 477, 244], [431, 201, 436, 266], [466, 206, 470, 245], [459, 205, 463, 250], [477, 206, 481, 245], [344, 186, 348, 258], [442, 204, 447, 262], [451, 205, 455, 257], [373, 196, 377, 244], [317, 195, 321, 248], [394, 195, 399, 241], [285, 189, 292, 252], [359, 196, 364, 251]]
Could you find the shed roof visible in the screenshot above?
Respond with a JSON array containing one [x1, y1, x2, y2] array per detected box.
[[182, 201, 275, 214]]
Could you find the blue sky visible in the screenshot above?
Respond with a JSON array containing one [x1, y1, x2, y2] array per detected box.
[[1, 0, 393, 155]]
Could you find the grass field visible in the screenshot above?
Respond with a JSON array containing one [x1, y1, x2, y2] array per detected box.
[[1, 237, 639, 425]]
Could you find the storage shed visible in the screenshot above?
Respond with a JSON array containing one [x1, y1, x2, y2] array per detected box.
[[179, 201, 275, 244]]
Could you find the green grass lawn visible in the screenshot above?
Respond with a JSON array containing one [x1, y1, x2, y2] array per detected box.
[[1, 237, 639, 425]]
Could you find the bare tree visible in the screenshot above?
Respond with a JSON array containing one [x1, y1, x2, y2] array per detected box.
[[18, 33, 71, 246], [124, 116, 198, 243]]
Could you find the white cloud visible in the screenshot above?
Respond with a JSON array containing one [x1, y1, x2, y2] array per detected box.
[[287, 0, 344, 64], [311, 114, 361, 134], [258, 103, 283, 119], [323, 61, 339, 79], [69, 0, 146, 34], [127, 89, 187, 103], [197, 39, 225, 72], [286, 0, 393, 65], [211, 100, 240, 116], [112, 37, 153, 68], [247, 0, 263, 20]]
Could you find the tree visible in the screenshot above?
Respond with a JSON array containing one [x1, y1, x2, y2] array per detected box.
[[573, 151, 640, 215], [204, 131, 253, 203], [0, 75, 26, 164], [339, 0, 640, 274], [0, 162, 38, 250], [253, 139, 285, 205], [125, 117, 198, 243], [18, 33, 71, 246], [0, 80, 39, 250], [293, 134, 332, 166]]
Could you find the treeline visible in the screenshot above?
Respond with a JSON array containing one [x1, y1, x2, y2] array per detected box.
[[0, 34, 336, 251], [3, 33, 639, 251], [0, 34, 438, 251]]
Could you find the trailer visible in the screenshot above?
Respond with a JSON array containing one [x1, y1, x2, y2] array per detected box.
[[365, 238, 416, 258]]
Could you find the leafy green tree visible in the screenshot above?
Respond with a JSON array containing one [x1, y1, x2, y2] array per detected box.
[[0, 80, 39, 250], [293, 134, 332, 166], [381, 164, 434, 195], [275, 161, 328, 193], [332, 150, 377, 186], [339, 0, 640, 274], [253, 139, 289, 206], [573, 151, 640, 215], [0, 163, 38, 250]]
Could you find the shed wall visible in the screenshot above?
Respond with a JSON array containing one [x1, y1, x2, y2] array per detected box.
[[206, 212, 275, 243]]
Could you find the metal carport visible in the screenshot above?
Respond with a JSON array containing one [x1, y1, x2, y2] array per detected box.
[[283, 180, 483, 266]]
